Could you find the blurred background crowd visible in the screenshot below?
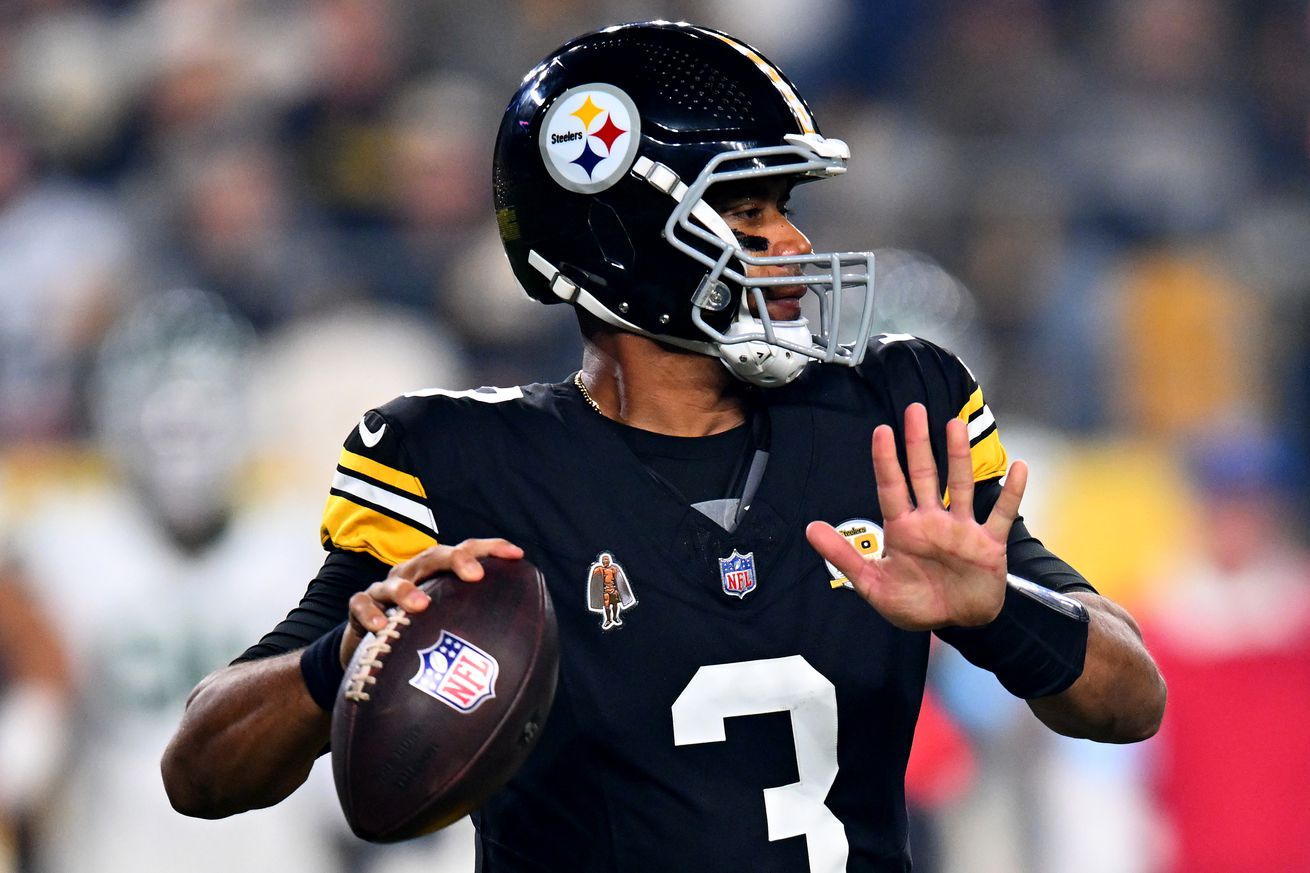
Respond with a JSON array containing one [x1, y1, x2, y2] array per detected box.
[[0, 0, 1307, 871]]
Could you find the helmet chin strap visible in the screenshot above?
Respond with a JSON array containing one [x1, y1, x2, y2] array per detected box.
[[715, 294, 813, 387], [526, 248, 719, 356]]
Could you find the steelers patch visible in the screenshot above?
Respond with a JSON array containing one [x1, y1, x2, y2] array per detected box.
[[825, 518, 884, 589], [539, 83, 641, 194]]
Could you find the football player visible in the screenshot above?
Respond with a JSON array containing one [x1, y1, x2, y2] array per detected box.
[[19, 288, 348, 865], [7, 290, 348, 873], [162, 22, 1165, 872]]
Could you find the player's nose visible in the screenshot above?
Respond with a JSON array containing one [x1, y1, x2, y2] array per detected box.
[[770, 214, 812, 258]]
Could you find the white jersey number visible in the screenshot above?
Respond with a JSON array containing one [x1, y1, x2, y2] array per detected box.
[[671, 656, 849, 872]]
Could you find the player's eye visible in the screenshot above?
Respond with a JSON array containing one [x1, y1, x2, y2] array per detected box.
[[725, 204, 764, 221]]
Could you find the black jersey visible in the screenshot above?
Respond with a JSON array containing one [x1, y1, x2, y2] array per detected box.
[[294, 335, 1084, 872]]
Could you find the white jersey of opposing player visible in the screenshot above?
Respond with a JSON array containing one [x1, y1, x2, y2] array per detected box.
[[11, 473, 345, 873]]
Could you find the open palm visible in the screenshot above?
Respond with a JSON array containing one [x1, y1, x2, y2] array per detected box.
[[806, 403, 1027, 632]]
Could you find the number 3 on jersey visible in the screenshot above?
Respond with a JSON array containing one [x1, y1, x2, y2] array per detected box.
[[671, 656, 849, 872]]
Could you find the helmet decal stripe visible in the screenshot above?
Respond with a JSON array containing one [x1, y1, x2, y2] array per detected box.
[[697, 29, 815, 135]]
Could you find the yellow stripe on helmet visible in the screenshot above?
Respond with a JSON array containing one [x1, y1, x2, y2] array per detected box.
[[697, 29, 816, 135]]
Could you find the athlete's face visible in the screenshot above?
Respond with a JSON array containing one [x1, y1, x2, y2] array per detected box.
[[708, 177, 812, 322]]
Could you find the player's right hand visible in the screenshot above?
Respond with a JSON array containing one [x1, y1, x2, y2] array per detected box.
[[342, 538, 524, 667]]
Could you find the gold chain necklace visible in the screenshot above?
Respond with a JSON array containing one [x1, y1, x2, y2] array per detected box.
[[573, 371, 603, 415]]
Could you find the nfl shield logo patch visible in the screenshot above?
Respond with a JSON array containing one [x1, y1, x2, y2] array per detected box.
[[409, 630, 499, 713], [718, 549, 757, 599]]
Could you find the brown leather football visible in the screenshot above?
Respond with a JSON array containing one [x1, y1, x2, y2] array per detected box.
[[331, 556, 558, 843]]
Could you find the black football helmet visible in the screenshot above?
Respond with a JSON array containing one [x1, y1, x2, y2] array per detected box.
[[493, 21, 876, 386]]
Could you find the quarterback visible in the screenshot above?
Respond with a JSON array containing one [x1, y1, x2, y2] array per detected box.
[[163, 22, 1165, 872]]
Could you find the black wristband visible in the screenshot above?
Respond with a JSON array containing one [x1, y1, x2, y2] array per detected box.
[[935, 576, 1090, 699], [299, 623, 348, 711]]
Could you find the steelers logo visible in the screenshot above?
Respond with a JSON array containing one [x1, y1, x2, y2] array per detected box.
[[824, 518, 884, 589], [539, 83, 641, 194]]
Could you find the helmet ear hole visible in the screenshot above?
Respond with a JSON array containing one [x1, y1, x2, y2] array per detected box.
[[588, 201, 635, 272]]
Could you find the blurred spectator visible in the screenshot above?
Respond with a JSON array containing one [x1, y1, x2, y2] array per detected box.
[[250, 303, 471, 491], [334, 74, 498, 313], [142, 137, 351, 332], [442, 226, 582, 384], [1109, 250, 1266, 438], [1032, 243, 1266, 438], [0, 112, 137, 441], [1141, 430, 1310, 873], [0, 566, 72, 873], [1236, 0, 1310, 188], [903, 688, 977, 873], [916, 0, 1073, 139], [1062, 0, 1256, 239], [5, 3, 139, 178], [697, 0, 850, 85], [409, 0, 667, 97], [3, 290, 347, 873], [123, 0, 316, 172], [282, 0, 411, 230]]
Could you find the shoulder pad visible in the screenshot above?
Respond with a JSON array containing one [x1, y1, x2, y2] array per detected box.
[[856, 333, 1007, 485], [342, 386, 529, 458], [856, 333, 977, 415], [323, 385, 530, 566]]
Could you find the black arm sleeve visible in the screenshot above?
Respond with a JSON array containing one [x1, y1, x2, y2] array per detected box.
[[933, 478, 1094, 698], [975, 478, 1095, 594], [232, 549, 392, 664]]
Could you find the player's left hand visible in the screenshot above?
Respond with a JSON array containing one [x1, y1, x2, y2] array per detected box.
[[805, 403, 1027, 632]]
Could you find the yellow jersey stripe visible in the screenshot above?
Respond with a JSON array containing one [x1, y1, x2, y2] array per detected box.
[[955, 386, 1009, 484], [970, 430, 1008, 482], [959, 386, 985, 421], [321, 495, 437, 566], [338, 448, 426, 499], [942, 427, 1009, 508]]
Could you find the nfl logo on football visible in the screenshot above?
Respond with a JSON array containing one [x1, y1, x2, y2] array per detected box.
[[718, 550, 757, 599], [409, 630, 500, 713]]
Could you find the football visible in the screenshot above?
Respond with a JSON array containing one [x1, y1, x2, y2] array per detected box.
[[331, 556, 559, 843]]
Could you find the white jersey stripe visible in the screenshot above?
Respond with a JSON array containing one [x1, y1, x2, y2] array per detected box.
[[331, 471, 439, 534], [404, 386, 524, 402], [967, 406, 995, 442]]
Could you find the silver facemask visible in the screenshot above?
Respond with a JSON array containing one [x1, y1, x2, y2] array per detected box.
[[634, 132, 877, 386]]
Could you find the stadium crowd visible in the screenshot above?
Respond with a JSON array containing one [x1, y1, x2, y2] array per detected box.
[[0, 1, 1307, 871]]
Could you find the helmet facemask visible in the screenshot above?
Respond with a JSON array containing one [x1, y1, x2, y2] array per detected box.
[[636, 133, 877, 386]]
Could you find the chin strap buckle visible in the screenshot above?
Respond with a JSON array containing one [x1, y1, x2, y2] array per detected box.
[[527, 250, 579, 303]]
